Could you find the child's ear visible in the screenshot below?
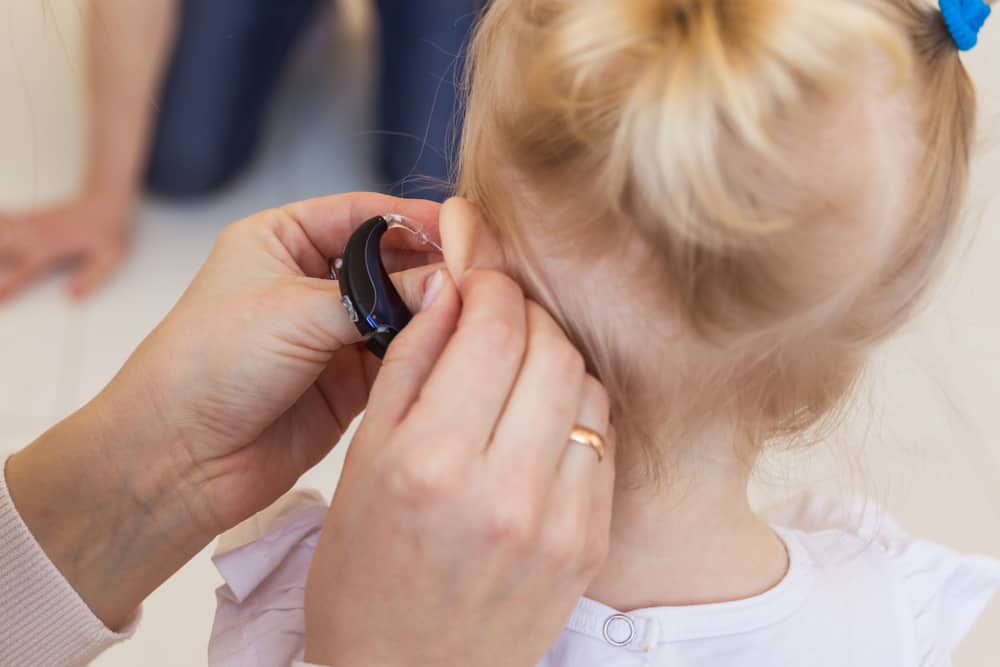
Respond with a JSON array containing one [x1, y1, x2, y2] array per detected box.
[[439, 197, 507, 287]]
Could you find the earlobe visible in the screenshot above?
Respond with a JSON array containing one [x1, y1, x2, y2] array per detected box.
[[440, 197, 507, 287]]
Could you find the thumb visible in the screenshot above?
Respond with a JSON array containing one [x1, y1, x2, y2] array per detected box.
[[389, 261, 447, 314], [361, 268, 461, 434], [305, 261, 446, 349]]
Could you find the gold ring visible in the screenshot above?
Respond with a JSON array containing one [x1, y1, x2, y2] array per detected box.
[[569, 425, 606, 462]]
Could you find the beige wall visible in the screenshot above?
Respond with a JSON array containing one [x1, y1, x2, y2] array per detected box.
[[0, 0, 85, 208]]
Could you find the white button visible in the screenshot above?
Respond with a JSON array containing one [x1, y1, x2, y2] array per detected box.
[[602, 613, 635, 647]]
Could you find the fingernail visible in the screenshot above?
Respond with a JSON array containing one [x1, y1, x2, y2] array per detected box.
[[421, 270, 444, 310]]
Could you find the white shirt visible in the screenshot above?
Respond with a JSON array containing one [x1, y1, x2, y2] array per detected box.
[[208, 492, 1000, 667]]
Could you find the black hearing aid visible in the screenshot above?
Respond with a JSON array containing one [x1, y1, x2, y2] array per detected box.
[[331, 214, 440, 359]]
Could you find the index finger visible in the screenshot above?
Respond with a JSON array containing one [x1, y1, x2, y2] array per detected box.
[[400, 270, 529, 455], [279, 192, 441, 274]]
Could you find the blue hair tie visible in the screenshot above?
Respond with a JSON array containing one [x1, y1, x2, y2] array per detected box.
[[940, 0, 991, 51]]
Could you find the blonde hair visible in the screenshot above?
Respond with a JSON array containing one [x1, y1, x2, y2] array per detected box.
[[457, 0, 982, 478]]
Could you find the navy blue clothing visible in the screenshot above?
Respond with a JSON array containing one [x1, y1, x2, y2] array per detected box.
[[145, 0, 482, 200]]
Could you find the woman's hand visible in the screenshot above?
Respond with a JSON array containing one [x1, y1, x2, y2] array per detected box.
[[110, 193, 442, 536], [5, 192, 441, 629], [304, 264, 616, 667]]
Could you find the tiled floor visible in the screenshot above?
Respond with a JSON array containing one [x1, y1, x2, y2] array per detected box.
[[2, 3, 998, 666]]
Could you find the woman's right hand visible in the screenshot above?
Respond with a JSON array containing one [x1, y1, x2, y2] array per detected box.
[[305, 263, 616, 667]]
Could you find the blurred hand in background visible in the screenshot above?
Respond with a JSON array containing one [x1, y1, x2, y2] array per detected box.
[[0, 0, 481, 302], [0, 0, 175, 302], [0, 191, 132, 300]]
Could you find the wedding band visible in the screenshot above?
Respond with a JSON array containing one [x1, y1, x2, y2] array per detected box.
[[569, 425, 606, 462]]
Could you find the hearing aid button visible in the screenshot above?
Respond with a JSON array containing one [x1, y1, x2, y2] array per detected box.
[[341, 295, 359, 323], [602, 613, 635, 647]]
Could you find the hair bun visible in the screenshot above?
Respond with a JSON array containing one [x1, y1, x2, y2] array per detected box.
[[518, 0, 910, 245]]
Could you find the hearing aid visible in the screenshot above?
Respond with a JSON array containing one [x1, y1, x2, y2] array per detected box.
[[330, 214, 442, 359]]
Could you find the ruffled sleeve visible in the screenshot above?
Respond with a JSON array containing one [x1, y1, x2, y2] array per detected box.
[[208, 489, 328, 667], [887, 532, 1000, 666], [764, 493, 1000, 666]]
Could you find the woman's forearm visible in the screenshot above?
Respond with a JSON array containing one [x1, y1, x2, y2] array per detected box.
[[4, 385, 214, 631], [84, 0, 177, 200]]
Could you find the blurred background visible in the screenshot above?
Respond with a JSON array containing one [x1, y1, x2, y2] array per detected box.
[[0, 1, 997, 665]]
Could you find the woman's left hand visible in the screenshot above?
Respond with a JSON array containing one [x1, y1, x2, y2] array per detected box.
[[113, 193, 443, 535], [6, 192, 442, 629]]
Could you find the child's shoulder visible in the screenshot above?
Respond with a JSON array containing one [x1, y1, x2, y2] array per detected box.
[[766, 493, 1000, 665]]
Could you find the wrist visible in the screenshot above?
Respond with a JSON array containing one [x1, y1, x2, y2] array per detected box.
[[5, 391, 214, 630], [76, 180, 137, 233], [93, 376, 223, 546], [81, 173, 136, 216], [99, 350, 232, 539]]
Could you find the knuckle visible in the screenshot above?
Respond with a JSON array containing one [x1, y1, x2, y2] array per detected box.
[[546, 337, 586, 382], [385, 455, 461, 507], [221, 210, 278, 243], [459, 270, 495, 302], [463, 269, 519, 296], [460, 271, 527, 360], [480, 315, 525, 360], [541, 522, 583, 570], [526, 304, 585, 380], [484, 500, 537, 550]]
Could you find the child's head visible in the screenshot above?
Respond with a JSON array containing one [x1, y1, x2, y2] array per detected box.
[[456, 0, 982, 478]]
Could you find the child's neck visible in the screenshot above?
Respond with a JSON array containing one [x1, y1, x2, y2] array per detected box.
[[585, 431, 788, 611]]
